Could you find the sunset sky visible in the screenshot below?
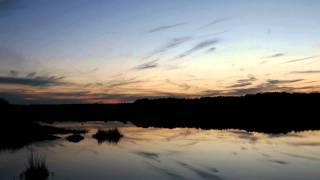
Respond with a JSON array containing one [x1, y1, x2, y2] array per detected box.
[[0, 0, 320, 104]]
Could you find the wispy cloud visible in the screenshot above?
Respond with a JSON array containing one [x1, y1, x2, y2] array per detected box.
[[0, 76, 65, 87], [26, 72, 37, 78], [228, 82, 252, 88], [105, 78, 145, 88], [132, 59, 159, 71], [0, 91, 84, 104], [175, 39, 219, 59], [284, 56, 318, 64], [146, 23, 187, 34], [205, 47, 216, 54], [267, 79, 303, 85], [200, 17, 230, 29], [165, 79, 191, 90], [145, 37, 192, 59], [228, 79, 305, 95], [9, 70, 19, 77], [238, 76, 257, 83], [289, 70, 320, 74], [228, 76, 257, 88], [263, 53, 286, 59]]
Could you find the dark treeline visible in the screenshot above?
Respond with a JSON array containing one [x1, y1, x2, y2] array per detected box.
[[1, 92, 320, 133]]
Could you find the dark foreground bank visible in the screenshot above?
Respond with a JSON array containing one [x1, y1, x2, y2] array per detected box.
[[1, 92, 320, 134]]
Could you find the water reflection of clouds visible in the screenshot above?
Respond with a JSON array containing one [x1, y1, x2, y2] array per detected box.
[[268, 159, 289, 165], [133, 151, 161, 162], [280, 152, 320, 161], [147, 162, 185, 180], [288, 142, 320, 147], [1, 122, 320, 180], [175, 161, 223, 180]]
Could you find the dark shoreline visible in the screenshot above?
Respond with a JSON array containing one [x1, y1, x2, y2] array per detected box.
[[1, 92, 320, 135]]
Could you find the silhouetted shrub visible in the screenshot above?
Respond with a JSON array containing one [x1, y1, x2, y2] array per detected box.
[[66, 134, 84, 143], [92, 129, 123, 144]]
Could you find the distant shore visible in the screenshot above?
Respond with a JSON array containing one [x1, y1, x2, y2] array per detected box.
[[1, 92, 320, 134]]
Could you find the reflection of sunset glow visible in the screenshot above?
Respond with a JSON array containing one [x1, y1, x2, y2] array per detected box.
[[14, 122, 317, 180]]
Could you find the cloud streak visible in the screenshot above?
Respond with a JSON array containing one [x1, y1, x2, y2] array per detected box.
[[165, 79, 191, 90], [145, 37, 192, 59], [228, 76, 257, 88], [200, 17, 230, 29], [146, 23, 187, 34], [285, 56, 318, 63], [105, 78, 145, 88], [132, 59, 159, 71], [0, 76, 65, 87], [267, 79, 303, 85], [289, 70, 320, 74], [175, 39, 219, 59]]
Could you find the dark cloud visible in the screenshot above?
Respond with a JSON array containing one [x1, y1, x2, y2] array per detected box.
[[176, 39, 219, 59], [289, 70, 320, 74], [0, 76, 65, 87], [132, 59, 159, 70], [146, 23, 187, 34], [285, 56, 318, 63]]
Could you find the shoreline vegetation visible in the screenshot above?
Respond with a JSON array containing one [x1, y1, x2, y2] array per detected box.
[[1, 92, 320, 150], [0, 121, 86, 151], [20, 152, 51, 180]]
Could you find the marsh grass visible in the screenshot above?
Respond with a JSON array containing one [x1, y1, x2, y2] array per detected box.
[[20, 153, 50, 180]]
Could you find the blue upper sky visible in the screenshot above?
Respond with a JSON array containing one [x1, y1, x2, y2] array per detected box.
[[0, 0, 320, 104]]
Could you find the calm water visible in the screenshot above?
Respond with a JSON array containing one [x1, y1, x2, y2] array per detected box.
[[1, 121, 320, 180]]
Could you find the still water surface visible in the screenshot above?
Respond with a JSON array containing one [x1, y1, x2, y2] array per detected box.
[[1, 121, 320, 180]]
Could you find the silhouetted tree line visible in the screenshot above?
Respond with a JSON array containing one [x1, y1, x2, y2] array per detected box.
[[0, 98, 9, 106], [1, 92, 320, 133]]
